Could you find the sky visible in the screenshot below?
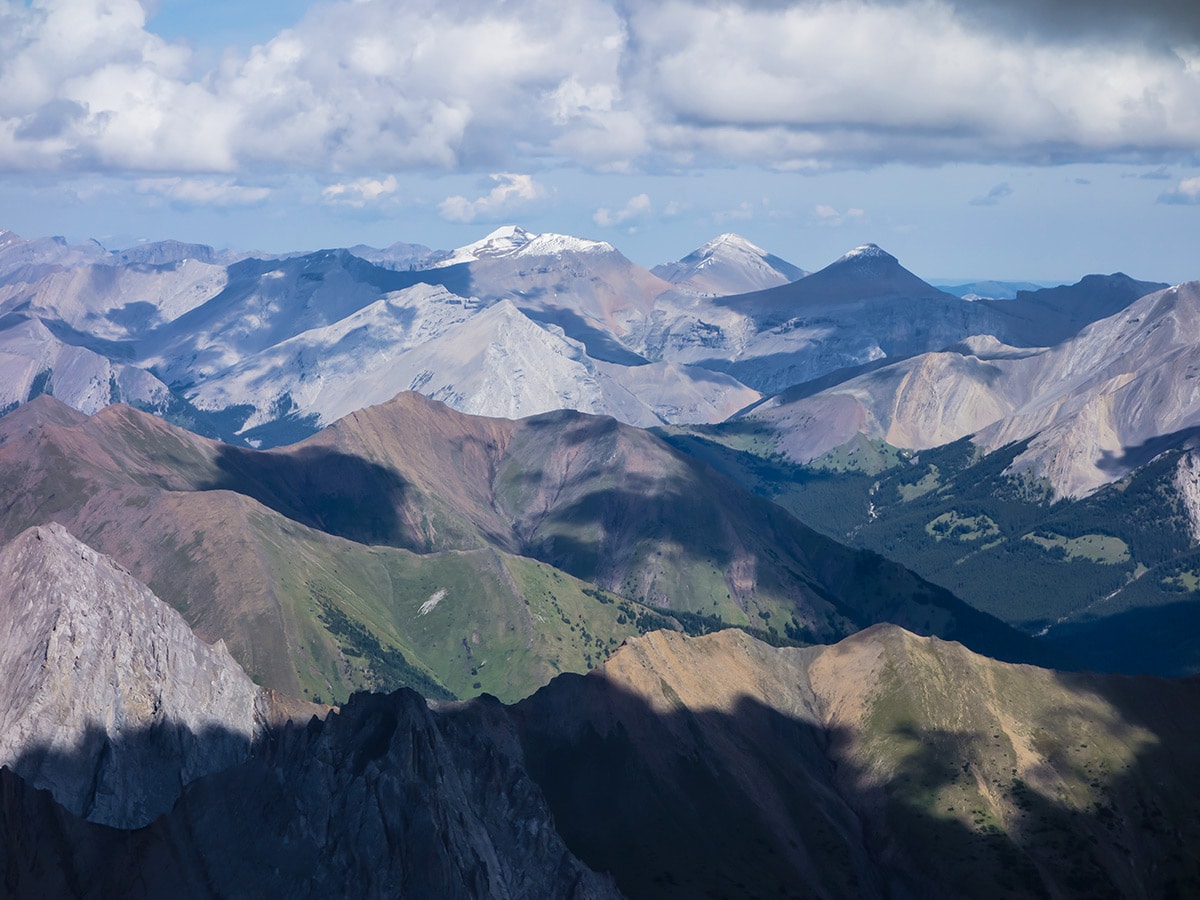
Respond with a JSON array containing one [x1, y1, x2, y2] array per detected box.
[[1, 0, 1199, 283]]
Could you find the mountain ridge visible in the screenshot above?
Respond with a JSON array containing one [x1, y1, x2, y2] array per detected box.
[[3, 613, 1194, 898], [746, 279, 1200, 496], [0, 391, 1051, 703]]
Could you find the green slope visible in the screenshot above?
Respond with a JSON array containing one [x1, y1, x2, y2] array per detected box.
[[661, 422, 1200, 675]]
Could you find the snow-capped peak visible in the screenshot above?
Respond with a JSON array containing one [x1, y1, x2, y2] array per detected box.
[[431, 227, 616, 267], [835, 243, 896, 264], [702, 233, 768, 256], [652, 233, 806, 295], [515, 232, 615, 257], [432, 225, 537, 268]]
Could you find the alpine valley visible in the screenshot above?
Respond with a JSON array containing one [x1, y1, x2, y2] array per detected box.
[[2, 223, 1199, 898]]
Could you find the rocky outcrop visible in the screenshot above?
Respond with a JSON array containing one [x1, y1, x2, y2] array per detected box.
[[1175, 451, 1200, 543], [0, 523, 265, 828], [0, 688, 621, 900], [0, 525, 619, 898]]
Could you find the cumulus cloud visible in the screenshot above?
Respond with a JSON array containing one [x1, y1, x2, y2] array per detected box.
[[593, 193, 652, 227], [969, 182, 1015, 206], [813, 204, 865, 225], [439, 173, 545, 222], [1, 0, 1199, 177], [134, 177, 270, 206], [322, 175, 399, 207], [626, 2, 1200, 168], [1158, 176, 1200, 204]]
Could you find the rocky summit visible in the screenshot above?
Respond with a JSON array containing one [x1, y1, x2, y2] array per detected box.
[[0, 523, 267, 828]]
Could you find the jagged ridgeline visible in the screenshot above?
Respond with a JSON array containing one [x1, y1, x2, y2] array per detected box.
[[0, 391, 1041, 704]]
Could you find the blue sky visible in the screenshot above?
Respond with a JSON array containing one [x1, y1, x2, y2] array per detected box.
[[2, 0, 1199, 282]]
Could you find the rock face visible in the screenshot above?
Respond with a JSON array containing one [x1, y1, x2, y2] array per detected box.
[[0, 691, 620, 900], [190, 294, 759, 433], [168, 690, 619, 899], [1175, 451, 1200, 543], [0, 523, 264, 828], [0, 525, 618, 898], [0, 315, 173, 416]]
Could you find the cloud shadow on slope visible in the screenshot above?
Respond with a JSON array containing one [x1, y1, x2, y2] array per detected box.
[[509, 668, 1200, 899], [201, 443, 414, 548], [1096, 425, 1200, 476], [1044, 597, 1200, 677], [520, 305, 653, 366], [0, 689, 600, 900], [499, 434, 1052, 669]]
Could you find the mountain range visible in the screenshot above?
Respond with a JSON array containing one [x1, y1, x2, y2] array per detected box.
[[4, 219, 1200, 896], [0, 391, 1047, 705], [741, 274, 1183, 497]]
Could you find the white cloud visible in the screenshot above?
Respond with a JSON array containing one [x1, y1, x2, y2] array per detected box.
[[627, 2, 1200, 167], [1, 0, 1199, 177], [322, 175, 399, 207], [813, 204, 865, 226], [438, 173, 545, 223], [593, 192, 651, 227], [1158, 176, 1200, 204], [134, 177, 269, 206]]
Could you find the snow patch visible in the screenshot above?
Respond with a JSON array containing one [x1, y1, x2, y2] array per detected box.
[[835, 243, 895, 263], [419, 589, 447, 616], [704, 233, 767, 255]]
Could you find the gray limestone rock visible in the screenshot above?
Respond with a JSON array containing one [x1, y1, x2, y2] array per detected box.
[[0, 523, 264, 828]]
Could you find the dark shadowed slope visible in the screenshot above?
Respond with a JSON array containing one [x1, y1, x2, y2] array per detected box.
[[2, 624, 1197, 899], [514, 626, 1200, 899], [979, 273, 1168, 346]]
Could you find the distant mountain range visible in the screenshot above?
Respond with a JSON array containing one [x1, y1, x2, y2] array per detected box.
[[741, 274, 1180, 497], [933, 279, 1053, 299], [0, 224, 1174, 482]]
